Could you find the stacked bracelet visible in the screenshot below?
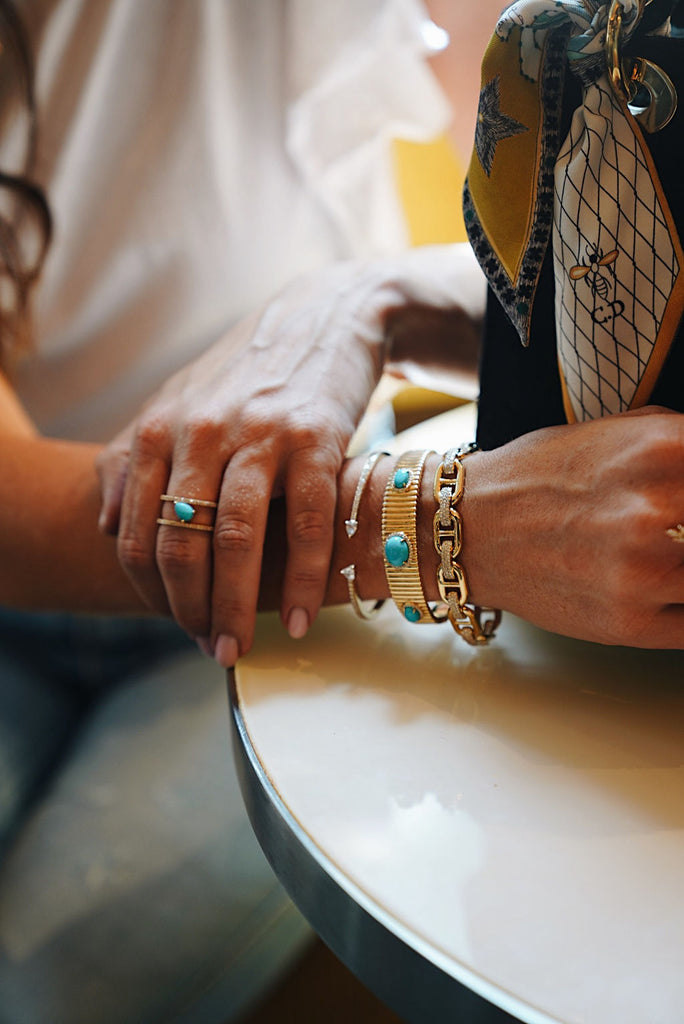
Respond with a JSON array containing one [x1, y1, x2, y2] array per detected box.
[[340, 451, 389, 620], [433, 445, 501, 646], [381, 450, 448, 624]]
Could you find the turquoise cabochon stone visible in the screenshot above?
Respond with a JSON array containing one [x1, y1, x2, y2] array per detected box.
[[174, 501, 196, 522], [403, 605, 421, 622], [393, 468, 411, 490], [385, 533, 410, 567]]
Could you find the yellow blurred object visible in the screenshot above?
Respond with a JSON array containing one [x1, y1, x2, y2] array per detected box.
[[392, 135, 467, 246], [392, 384, 467, 433], [388, 135, 471, 426]]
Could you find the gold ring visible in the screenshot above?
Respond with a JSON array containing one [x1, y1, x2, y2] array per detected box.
[[156, 517, 214, 533], [160, 494, 218, 509], [159, 492, 218, 528]]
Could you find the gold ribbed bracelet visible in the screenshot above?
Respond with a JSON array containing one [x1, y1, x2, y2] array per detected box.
[[433, 444, 501, 645], [381, 449, 448, 625]]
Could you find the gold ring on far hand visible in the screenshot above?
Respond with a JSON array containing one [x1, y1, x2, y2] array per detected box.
[[158, 493, 218, 532]]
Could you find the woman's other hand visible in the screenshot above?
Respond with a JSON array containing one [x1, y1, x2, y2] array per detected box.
[[461, 408, 684, 649], [97, 248, 483, 665]]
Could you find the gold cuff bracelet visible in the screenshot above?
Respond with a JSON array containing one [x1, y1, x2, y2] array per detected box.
[[381, 449, 448, 625]]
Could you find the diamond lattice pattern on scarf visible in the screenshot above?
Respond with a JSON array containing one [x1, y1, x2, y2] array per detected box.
[[553, 77, 679, 421]]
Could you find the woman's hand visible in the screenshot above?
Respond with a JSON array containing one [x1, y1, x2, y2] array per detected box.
[[460, 408, 684, 649], [97, 247, 485, 665]]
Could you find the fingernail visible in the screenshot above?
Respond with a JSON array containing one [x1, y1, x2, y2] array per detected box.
[[196, 637, 214, 658], [215, 635, 239, 668], [287, 607, 309, 640]]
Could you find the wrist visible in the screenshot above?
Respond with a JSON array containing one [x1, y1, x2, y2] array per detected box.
[[331, 445, 501, 645], [328, 453, 392, 606]]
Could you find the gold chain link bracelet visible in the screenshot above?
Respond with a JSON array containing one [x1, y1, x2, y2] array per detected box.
[[433, 445, 501, 646]]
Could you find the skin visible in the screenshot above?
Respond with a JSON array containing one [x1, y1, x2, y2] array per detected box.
[[426, 0, 504, 162], [96, 245, 485, 664], [5, 2, 682, 658], [4, 314, 683, 661]]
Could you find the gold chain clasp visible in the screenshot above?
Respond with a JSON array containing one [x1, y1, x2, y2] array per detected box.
[[605, 0, 677, 133]]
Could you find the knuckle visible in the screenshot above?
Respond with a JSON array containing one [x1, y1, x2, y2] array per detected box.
[[634, 418, 683, 470], [622, 496, 668, 552], [156, 534, 203, 576], [211, 596, 243, 625], [134, 414, 171, 459], [183, 415, 222, 452], [289, 507, 329, 545], [286, 417, 323, 450], [289, 566, 325, 590], [117, 534, 155, 574], [95, 445, 124, 477], [645, 432, 677, 468], [213, 517, 257, 554], [281, 409, 341, 453], [236, 404, 277, 442]]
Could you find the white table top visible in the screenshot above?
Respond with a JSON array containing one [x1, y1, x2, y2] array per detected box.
[[233, 406, 684, 1024]]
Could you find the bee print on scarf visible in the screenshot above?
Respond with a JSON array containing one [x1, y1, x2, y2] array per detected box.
[[569, 246, 625, 326]]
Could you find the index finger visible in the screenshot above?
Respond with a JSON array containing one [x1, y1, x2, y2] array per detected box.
[[280, 445, 338, 639], [210, 452, 274, 665]]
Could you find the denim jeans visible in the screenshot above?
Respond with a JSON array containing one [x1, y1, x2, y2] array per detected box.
[[0, 609, 310, 1024]]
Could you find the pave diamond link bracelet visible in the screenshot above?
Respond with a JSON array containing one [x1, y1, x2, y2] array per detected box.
[[433, 444, 501, 646]]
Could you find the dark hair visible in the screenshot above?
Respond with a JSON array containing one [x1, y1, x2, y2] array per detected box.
[[0, 0, 51, 366]]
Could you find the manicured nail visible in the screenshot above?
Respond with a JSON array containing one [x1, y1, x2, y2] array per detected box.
[[215, 635, 239, 668], [287, 607, 309, 640], [196, 637, 214, 658]]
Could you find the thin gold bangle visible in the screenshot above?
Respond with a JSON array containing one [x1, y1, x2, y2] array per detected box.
[[345, 451, 389, 538], [340, 451, 389, 620], [381, 449, 448, 625], [339, 564, 385, 620]]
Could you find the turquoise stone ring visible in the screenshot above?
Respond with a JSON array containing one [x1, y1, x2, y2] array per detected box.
[[174, 501, 196, 523], [385, 533, 410, 567]]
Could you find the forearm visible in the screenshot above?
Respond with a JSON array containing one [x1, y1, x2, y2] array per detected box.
[[0, 436, 146, 614], [1, 434, 433, 620], [322, 412, 684, 652]]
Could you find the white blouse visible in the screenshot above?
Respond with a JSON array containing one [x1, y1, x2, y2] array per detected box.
[[8, 0, 450, 441]]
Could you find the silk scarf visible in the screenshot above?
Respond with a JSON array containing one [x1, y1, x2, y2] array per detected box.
[[464, 0, 684, 421]]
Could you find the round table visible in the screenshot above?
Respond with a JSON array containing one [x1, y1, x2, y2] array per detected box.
[[230, 403, 684, 1023], [230, 604, 684, 1024]]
